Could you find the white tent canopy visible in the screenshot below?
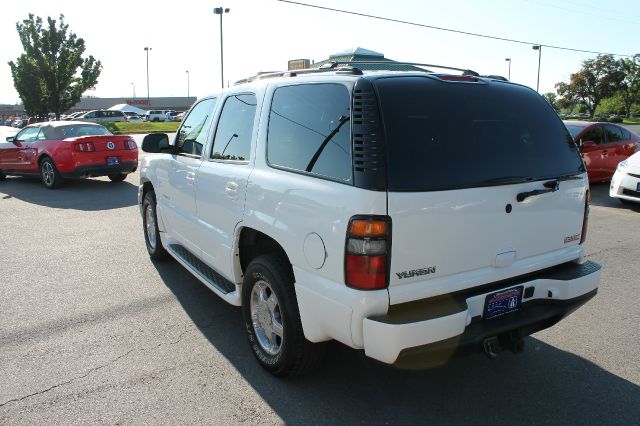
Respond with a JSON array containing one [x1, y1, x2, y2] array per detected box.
[[108, 104, 146, 114]]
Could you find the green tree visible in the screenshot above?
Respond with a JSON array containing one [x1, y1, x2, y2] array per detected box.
[[542, 92, 559, 112], [555, 55, 624, 118], [8, 14, 102, 119], [618, 55, 640, 117]]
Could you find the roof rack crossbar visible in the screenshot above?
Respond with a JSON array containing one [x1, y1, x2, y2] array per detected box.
[[326, 61, 479, 77], [235, 66, 364, 85]]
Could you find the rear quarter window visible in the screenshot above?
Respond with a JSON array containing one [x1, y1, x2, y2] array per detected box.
[[267, 83, 352, 183]]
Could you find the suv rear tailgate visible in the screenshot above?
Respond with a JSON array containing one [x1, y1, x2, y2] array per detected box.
[[387, 178, 587, 304]]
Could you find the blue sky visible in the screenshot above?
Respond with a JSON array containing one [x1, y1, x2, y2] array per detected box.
[[0, 0, 638, 104]]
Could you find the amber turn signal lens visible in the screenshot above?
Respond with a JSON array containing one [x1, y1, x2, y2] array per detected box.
[[349, 220, 388, 238]]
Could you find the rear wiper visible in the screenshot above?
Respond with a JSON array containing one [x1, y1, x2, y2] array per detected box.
[[539, 173, 583, 182], [477, 176, 533, 186], [517, 180, 560, 202]]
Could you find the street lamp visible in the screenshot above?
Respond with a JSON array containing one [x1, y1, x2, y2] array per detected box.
[[505, 58, 511, 81], [131, 82, 135, 98], [144, 46, 152, 103], [186, 70, 190, 99], [532, 45, 542, 92], [213, 7, 230, 89]]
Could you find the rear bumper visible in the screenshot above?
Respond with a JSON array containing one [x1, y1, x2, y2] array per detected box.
[[362, 261, 601, 364], [61, 161, 138, 178]]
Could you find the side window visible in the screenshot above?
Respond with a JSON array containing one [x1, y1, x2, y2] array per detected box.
[[16, 127, 41, 142], [604, 124, 625, 142], [211, 94, 257, 161], [175, 98, 217, 157], [267, 84, 352, 182], [582, 126, 605, 145], [85, 112, 95, 119]]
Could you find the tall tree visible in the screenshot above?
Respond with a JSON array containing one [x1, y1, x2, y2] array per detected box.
[[618, 55, 640, 117], [555, 55, 624, 118], [542, 92, 559, 112], [8, 14, 102, 119]]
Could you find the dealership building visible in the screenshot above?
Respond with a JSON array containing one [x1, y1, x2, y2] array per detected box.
[[1, 96, 196, 120]]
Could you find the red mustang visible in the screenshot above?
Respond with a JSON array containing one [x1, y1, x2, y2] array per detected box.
[[564, 121, 640, 183], [0, 121, 138, 188]]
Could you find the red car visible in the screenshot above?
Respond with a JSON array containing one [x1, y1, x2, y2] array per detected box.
[[0, 121, 138, 189], [564, 121, 640, 182]]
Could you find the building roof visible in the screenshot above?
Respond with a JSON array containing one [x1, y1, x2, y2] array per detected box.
[[312, 47, 430, 72]]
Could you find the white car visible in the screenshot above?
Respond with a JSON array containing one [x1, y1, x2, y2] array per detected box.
[[138, 66, 601, 376], [610, 151, 640, 204], [77, 110, 126, 123], [144, 110, 167, 122]]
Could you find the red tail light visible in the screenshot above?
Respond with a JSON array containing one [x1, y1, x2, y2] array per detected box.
[[74, 142, 95, 152], [124, 139, 137, 150], [345, 216, 391, 290], [580, 189, 590, 244]]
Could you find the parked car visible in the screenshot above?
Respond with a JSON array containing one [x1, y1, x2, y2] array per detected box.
[[144, 110, 167, 122], [12, 119, 28, 128], [0, 121, 138, 188], [62, 111, 85, 121], [138, 67, 601, 376], [165, 111, 180, 121], [564, 121, 640, 182], [77, 110, 126, 123], [610, 151, 640, 204]]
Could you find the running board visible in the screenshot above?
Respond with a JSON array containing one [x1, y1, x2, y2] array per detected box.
[[168, 244, 236, 294]]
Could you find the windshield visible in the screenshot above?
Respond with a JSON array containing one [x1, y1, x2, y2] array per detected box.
[[564, 125, 585, 139], [374, 76, 585, 191]]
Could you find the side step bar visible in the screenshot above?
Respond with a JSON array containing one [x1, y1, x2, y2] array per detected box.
[[168, 244, 236, 294]]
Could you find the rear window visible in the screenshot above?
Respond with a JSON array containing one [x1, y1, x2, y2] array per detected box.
[[55, 125, 111, 138], [564, 125, 584, 139], [374, 76, 585, 191]]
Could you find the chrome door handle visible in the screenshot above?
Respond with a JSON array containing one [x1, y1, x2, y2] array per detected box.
[[186, 172, 196, 185], [225, 181, 238, 194]]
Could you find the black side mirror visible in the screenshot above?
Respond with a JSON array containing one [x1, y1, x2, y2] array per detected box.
[[6, 136, 15, 143], [142, 133, 171, 153]]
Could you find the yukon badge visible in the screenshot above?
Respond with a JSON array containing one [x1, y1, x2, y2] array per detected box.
[[396, 266, 436, 280], [564, 234, 580, 244]]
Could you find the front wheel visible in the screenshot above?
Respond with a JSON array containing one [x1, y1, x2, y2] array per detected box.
[[242, 254, 326, 376], [142, 191, 169, 260], [108, 173, 127, 182], [40, 157, 64, 189]]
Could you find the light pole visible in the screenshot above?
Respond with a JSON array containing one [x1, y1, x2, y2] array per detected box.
[[186, 70, 190, 99], [505, 58, 511, 81], [144, 46, 152, 103], [532, 45, 542, 92], [131, 82, 135, 98], [213, 7, 230, 89]]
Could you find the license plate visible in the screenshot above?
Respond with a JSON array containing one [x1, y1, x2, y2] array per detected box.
[[107, 156, 119, 165], [483, 286, 523, 320]]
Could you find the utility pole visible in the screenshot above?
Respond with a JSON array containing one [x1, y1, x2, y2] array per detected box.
[[213, 7, 230, 89], [144, 47, 152, 103], [532, 45, 542, 92]]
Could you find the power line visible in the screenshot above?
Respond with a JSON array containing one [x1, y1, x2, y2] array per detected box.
[[275, 0, 635, 57]]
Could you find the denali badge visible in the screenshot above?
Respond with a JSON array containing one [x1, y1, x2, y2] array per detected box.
[[564, 234, 580, 244], [396, 266, 436, 280], [106, 141, 115, 150]]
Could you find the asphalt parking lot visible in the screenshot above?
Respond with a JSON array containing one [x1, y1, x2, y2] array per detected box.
[[0, 130, 639, 424]]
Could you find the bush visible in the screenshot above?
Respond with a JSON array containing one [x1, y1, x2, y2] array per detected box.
[[608, 116, 623, 123]]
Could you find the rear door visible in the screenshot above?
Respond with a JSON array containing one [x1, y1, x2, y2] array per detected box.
[[195, 93, 258, 277], [372, 76, 587, 304]]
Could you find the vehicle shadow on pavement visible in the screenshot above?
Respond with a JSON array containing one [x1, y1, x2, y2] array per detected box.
[[590, 182, 640, 211], [152, 260, 640, 425], [0, 176, 137, 211]]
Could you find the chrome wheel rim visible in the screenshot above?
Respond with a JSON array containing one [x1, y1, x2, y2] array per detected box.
[[145, 204, 157, 250], [250, 280, 283, 355], [41, 161, 54, 186]]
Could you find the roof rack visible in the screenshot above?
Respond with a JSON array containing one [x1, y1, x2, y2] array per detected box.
[[323, 61, 480, 77], [234, 61, 480, 85]]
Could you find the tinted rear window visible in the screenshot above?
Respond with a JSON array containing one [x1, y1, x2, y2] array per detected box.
[[374, 76, 585, 191]]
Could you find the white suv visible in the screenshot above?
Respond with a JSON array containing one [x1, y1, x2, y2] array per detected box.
[[139, 65, 601, 376]]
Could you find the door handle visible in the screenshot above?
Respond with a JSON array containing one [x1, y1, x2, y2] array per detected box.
[[186, 172, 196, 185], [225, 181, 238, 195], [601, 150, 608, 157]]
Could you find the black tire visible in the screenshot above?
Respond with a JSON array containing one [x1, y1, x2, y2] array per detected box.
[[108, 173, 127, 182], [0, 170, 6, 181], [242, 254, 326, 377], [142, 191, 169, 260], [39, 157, 64, 189]]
